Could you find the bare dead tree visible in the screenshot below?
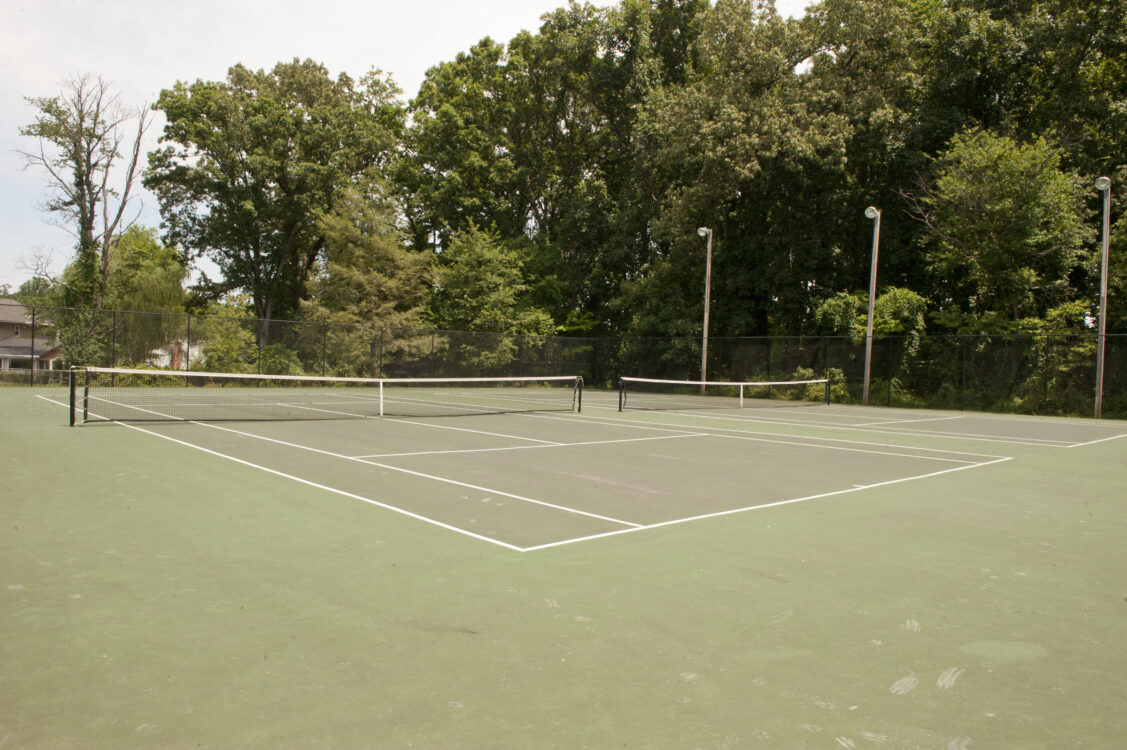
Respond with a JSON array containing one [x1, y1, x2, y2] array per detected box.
[[17, 73, 151, 309]]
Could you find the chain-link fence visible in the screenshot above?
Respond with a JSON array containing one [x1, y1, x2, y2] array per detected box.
[[1, 302, 1123, 419]]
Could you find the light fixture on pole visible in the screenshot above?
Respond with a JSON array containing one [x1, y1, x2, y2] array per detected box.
[[697, 226, 713, 395], [1094, 176, 1112, 419], [862, 206, 881, 406]]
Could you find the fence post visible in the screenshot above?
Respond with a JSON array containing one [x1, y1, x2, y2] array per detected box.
[[322, 321, 329, 377], [1042, 335, 1051, 413], [592, 338, 600, 386], [185, 314, 192, 370], [29, 306, 36, 387], [886, 336, 894, 406], [960, 336, 967, 411]]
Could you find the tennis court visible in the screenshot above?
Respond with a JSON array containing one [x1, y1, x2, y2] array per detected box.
[[3, 380, 1126, 748]]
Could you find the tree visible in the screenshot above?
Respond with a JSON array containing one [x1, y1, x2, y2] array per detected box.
[[104, 226, 186, 314], [814, 287, 928, 340], [145, 59, 405, 347], [190, 296, 258, 374], [399, 38, 523, 252], [633, 0, 851, 334], [399, 1, 707, 334], [102, 226, 188, 364], [908, 129, 1092, 330], [431, 225, 554, 369], [432, 225, 552, 334], [12, 277, 57, 307], [18, 74, 151, 309], [301, 180, 433, 376]]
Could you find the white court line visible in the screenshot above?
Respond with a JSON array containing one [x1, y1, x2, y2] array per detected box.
[[857, 416, 964, 427], [520, 456, 1014, 552], [525, 410, 1010, 462], [753, 403, 1110, 428], [44, 394, 1017, 552], [281, 402, 565, 445], [36, 396, 525, 551], [172, 420, 643, 529], [705, 431, 982, 464], [520, 411, 714, 436], [1065, 434, 1127, 448], [383, 417, 564, 445], [583, 402, 1074, 447], [595, 397, 1127, 444], [62, 394, 643, 530], [352, 432, 708, 459]]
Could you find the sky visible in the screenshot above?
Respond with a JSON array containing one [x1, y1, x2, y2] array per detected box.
[[0, 0, 810, 291]]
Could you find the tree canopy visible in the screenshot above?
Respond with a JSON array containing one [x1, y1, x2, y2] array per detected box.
[[144, 59, 404, 345], [17, 0, 1127, 348]]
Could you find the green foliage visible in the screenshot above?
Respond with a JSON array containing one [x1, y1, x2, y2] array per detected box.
[[190, 297, 258, 373], [17, 0, 1121, 358], [814, 292, 867, 339], [146, 60, 404, 343], [52, 308, 111, 367], [100, 227, 187, 364], [431, 225, 553, 336], [301, 180, 433, 376], [401, 0, 707, 332], [258, 344, 305, 376], [305, 182, 432, 329], [104, 227, 186, 314], [914, 130, 1092, 329], [431, 225, 555, 369], [814, 287, 928, 341], [13, 277, 58, 307]]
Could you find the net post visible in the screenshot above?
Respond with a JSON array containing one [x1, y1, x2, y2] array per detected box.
[[739, 383, 744, 408], [68, 367, 76, 426], [576, 376, 583, 413], [823, 377, 831, 405], [379, 380, 384, 417], [618, 378, 625, 411]]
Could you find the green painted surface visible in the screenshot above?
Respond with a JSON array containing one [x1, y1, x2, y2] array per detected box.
[[2, 387, 1126, 748]]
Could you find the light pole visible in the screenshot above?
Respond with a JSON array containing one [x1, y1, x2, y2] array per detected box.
[[697, 227, 713, 394], [862, 206, 881, 406], [1095, 177, 1112, 419]]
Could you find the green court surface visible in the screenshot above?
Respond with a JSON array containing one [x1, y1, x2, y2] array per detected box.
[[2, 386, 1126, 748]]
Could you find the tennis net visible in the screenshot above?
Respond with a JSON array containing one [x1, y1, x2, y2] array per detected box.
[[618, 376, 830, 411], [69, 367, 583, 424]]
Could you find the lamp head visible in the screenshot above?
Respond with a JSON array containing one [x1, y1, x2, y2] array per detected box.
[[1096, 176, 1112, 192], [697, 227, 709, 237], [864, 206, 880, 220]]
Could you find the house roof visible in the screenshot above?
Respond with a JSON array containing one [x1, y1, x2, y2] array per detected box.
[[0, 334, 61, 359], [0, 299, 31, 325]]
